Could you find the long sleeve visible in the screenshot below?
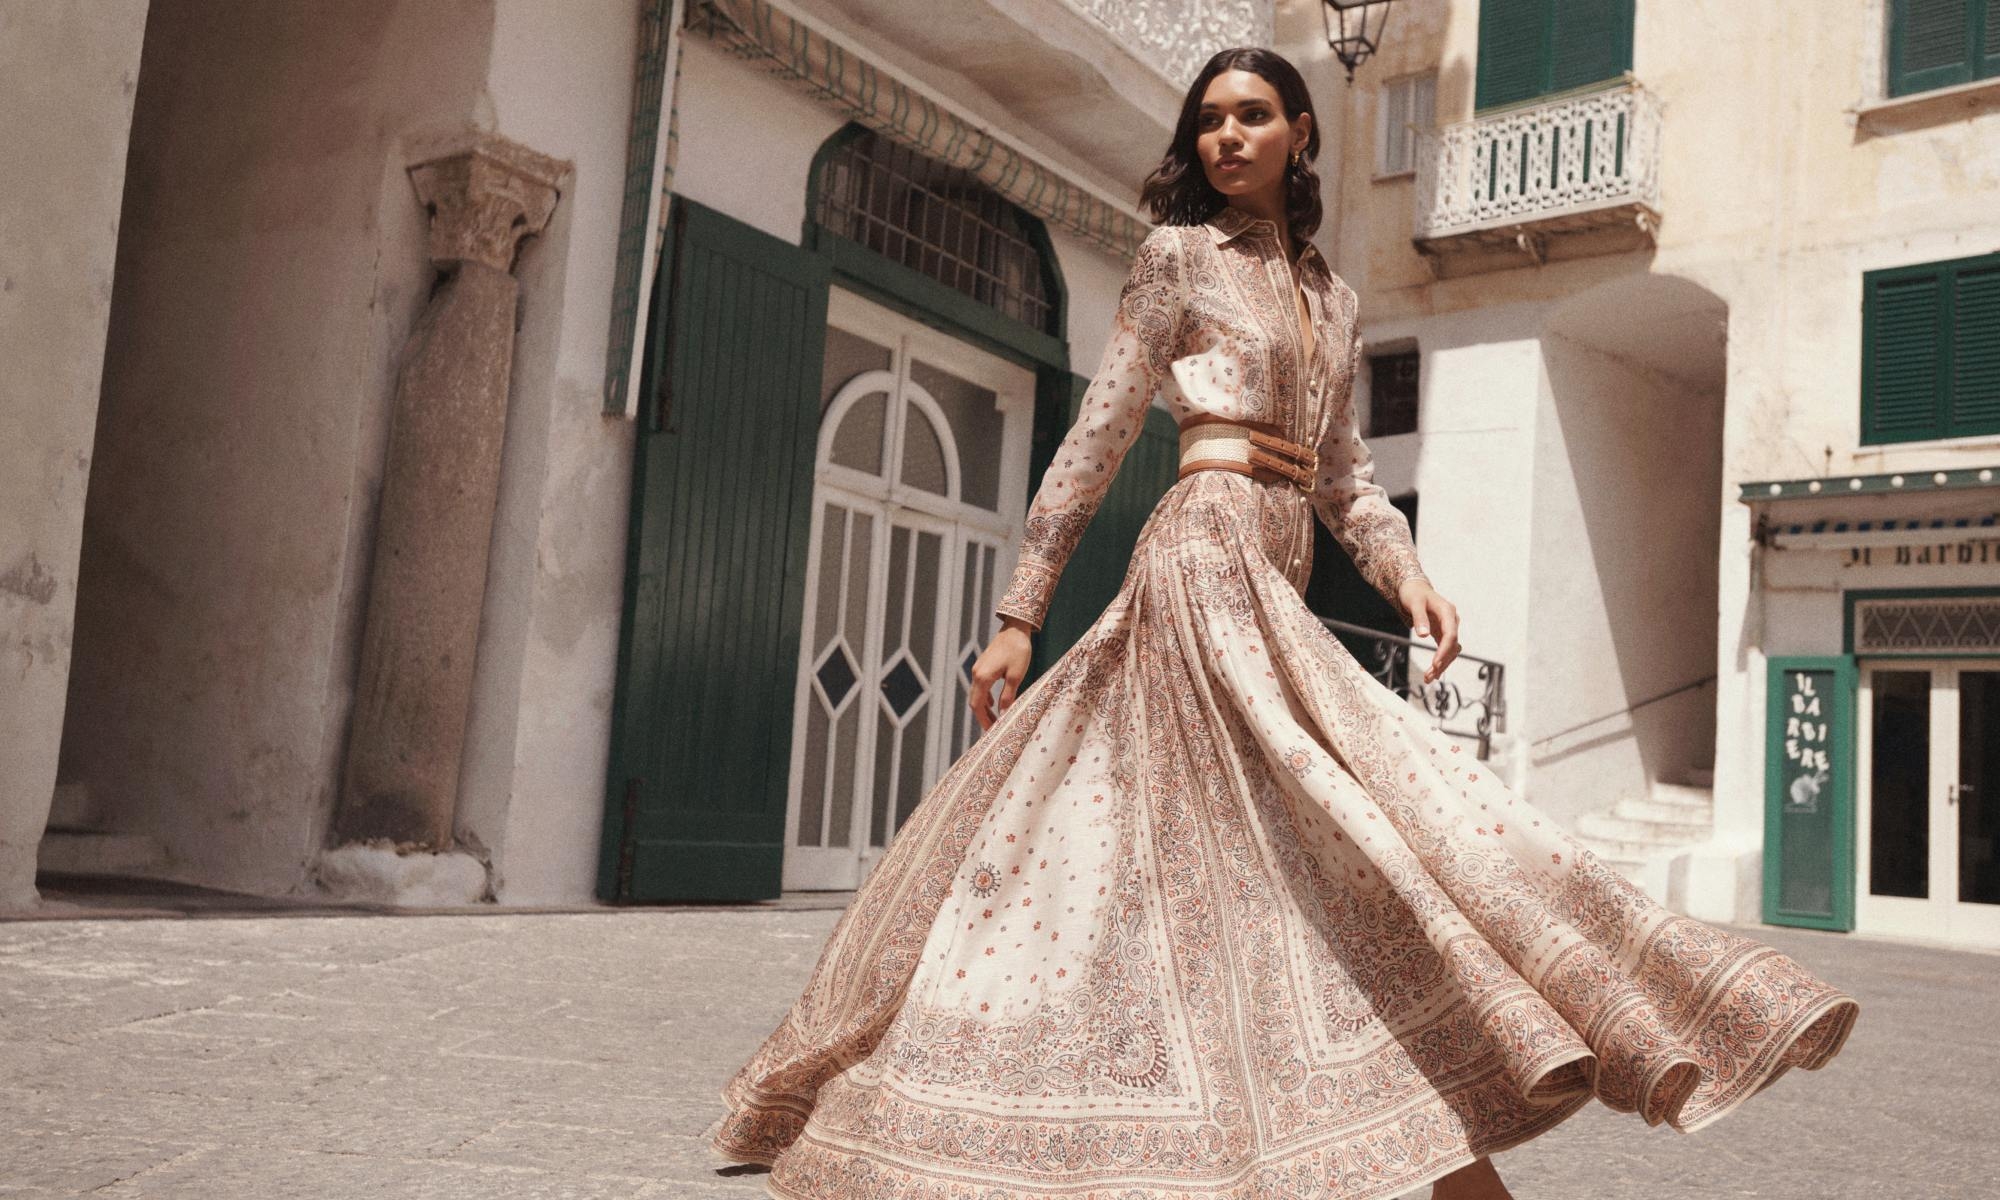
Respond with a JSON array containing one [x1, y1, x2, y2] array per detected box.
[[1308, 318, 1428, 612], [994, 226, 1186, 632]]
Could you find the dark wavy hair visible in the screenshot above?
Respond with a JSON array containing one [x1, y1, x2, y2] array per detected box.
[[1138, 47, 1323, 248]]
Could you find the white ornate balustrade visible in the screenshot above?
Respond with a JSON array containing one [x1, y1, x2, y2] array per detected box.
[[1414, 80, 1662, 272]]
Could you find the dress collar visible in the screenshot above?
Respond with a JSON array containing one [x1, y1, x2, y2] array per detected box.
[[1202, 205, 1323, 266]]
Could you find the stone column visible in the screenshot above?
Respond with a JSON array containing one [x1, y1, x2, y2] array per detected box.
[[334, 132, 569, 851]]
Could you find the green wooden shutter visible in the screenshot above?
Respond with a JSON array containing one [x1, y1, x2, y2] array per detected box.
[[1549, 0, 1634, 93], [1476, 0, 1551, 110], [1863, 265, 1947, 444], [599, 196, 831, 903], [1890, 0, 1979, 96], [1863, 253, 2000, 446], [1032, 376, 1182, 669], [1984, 0, 2000, 78], [1476, 0, 1632, 111], [1763, 656, 1857, 932], [1951, 259, 2000, 432]]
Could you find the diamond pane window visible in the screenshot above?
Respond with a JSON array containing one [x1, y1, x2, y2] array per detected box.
[[815, 643, 859, 710], [880, 653, 927, 718]]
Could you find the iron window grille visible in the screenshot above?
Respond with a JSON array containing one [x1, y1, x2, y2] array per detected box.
[[814, 130, 1055, 333]]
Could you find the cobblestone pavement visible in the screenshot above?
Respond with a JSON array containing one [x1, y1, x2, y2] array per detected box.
[[1, 897, 1993, 1198]]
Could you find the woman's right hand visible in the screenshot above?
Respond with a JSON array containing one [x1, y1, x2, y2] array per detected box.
[[969, 617, 1035, 730]]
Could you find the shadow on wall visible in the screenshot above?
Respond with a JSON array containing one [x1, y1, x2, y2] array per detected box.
[[48, 0, 500, 898], [1527, 273, 1728, 814]]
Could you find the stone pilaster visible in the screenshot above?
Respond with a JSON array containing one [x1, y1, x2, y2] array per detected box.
[[334, 132, 570, 851]]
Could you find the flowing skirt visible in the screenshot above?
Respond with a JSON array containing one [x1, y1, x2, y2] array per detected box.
[[705, 470, 1859, 1199]]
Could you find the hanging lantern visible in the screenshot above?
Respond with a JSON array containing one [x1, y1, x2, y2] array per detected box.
[[1321, 0, 1397, 81]]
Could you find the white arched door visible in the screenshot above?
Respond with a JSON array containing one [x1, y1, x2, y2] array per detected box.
[[785, 290, 1036, 890]]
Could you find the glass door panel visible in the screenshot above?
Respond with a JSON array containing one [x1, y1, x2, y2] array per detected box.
[[1868, 669, 1930, 900], [1954, 672, 2000, 930], [784, 288, 1035, 891], [1858, 661, 2000, 948]]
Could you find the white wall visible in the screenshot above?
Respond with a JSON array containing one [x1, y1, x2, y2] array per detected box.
[[0, 0, 152, 906], [1364, 304, 1543, 759], [670, 35, 840, 249], [452, 0, 643, 904], [1523, 330, 1722, 829]]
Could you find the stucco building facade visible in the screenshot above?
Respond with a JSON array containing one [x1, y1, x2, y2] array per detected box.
[[4, 0, 1995, 950]]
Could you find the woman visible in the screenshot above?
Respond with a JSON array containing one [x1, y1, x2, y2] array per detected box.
[[706, 47, 1858, 1200]]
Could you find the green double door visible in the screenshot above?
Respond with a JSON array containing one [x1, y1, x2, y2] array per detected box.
[[598, 198, 830, 902]]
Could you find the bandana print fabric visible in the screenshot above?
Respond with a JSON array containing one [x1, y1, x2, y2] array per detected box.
[[705, 208, 1860, 1199]]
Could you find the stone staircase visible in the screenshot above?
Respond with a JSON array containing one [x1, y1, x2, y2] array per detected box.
[[1575, 767, 1714, 893]]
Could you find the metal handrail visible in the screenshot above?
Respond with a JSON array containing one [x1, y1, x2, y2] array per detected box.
[[1529, 673, 1717, 751], [1318, 617, 1507, 760]]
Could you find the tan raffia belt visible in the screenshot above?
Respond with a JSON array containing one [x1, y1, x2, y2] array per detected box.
[[1177, 418, 1318, 491]]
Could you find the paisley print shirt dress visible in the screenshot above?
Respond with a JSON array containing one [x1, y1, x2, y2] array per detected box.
[[705, 205, 1859, 1200], [994, 204, 1425, 633]]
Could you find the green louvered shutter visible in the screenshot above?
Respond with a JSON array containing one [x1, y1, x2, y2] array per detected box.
[[600, 196, 831, 902], [1476, 0, 1550, 110], [1863, 266, 1947, 444], [1032, 378, 1182, 670], [1549, 0, 1634, 93], [1984, 0, 2000, 78], [1889, 0, 1978, 96], [1477, 0, 1633, 111], [1949, 259, 2000, 433]]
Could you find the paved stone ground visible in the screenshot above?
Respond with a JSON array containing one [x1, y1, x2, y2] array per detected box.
[[1, 890, 1994, 1199]]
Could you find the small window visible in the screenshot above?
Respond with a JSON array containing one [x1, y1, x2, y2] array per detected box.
[[1861, 251, 2000, 446], [1376, 73, 1436, 177], [1368, 349, 1421, 438], [1887, 0, 2000, 98], [812, 127, 1056, 332]]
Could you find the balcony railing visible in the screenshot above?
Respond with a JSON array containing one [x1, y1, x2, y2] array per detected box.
[[1320, 617, 1506, 761], [1414, 79, 1662, 264]]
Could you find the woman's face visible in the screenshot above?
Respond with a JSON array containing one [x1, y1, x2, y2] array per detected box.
[[1195, 68, 1308, 202]]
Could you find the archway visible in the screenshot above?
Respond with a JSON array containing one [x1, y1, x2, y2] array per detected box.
[[1528, 274, 1730, 862]]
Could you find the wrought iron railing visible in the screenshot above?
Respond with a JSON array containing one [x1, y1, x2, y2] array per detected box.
[[1319, 617, 1506, 761], [1415, 79, 1662, 242]]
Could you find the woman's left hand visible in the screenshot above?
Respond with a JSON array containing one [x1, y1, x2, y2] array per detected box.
[[1397, 577, 1460, 685]]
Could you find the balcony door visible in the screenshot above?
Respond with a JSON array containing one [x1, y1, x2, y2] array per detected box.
[[783, 289, 1035, 890], [1857, 661, 2000, 948]]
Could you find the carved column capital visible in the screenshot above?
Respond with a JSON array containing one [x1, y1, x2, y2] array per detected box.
[[407, 131, 572, 273]]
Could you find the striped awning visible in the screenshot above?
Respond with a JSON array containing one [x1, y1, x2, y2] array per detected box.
[[1766, 513, 2000, 550], [686, 0, 1152, 261]]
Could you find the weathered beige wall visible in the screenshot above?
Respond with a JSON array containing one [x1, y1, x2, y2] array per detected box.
[[0, 0, 152, 906], [59, 0, 498, 895]]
